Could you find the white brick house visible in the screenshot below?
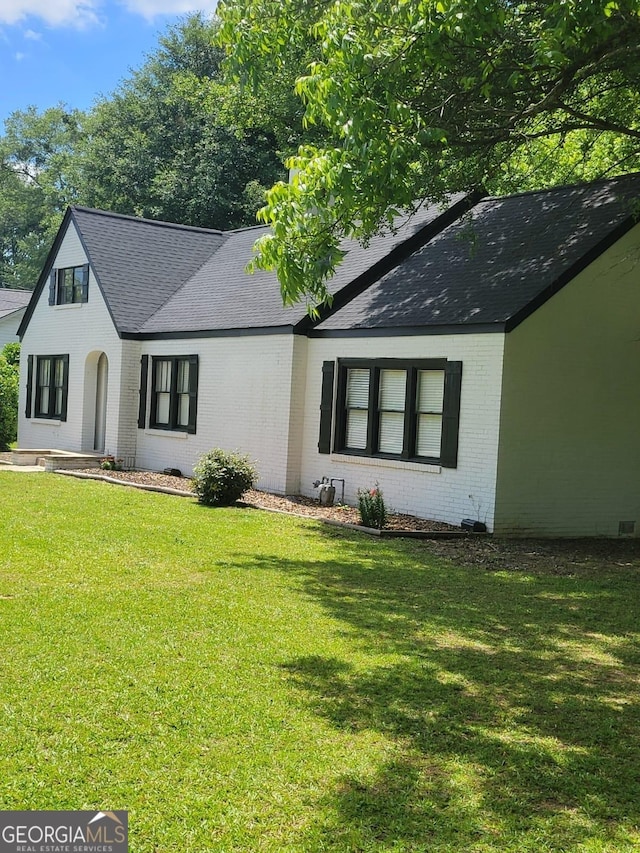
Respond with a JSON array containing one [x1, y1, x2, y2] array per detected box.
[[17, 174, 640, 536]]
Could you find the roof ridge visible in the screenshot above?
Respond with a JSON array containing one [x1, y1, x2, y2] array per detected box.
[[71, 206, 225, 237], [224, 223, 271, 235], [482, 171, 640, 204]]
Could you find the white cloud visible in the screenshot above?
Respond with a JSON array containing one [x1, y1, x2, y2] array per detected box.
[[0, 0, 100, 27], [23, 27, 43, 38], [15, 50, 25, 58], [119, 0, 217, 19]]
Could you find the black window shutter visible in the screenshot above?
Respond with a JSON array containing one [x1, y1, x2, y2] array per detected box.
[[25, 354, 34, 418], [138, 355, 149, 429], [440, 361, 462, 468], [81, 264, 89, 302], [187, 355, 199, 434], [60, 355, 70, 422], [318, 360, 335, 454], [48, 270, 57, 306]]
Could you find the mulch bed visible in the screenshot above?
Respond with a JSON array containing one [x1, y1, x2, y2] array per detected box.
[[58, 468, 640, 574], [72, 468, 457, 533]]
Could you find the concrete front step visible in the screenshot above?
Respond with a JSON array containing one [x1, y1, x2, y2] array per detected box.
[[10, 449, 103, 472]]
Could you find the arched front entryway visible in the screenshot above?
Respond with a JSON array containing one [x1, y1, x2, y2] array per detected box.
[[94, 353, 108, 453]]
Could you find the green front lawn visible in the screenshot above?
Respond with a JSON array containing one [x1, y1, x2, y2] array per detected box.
[[0, 473, 638, 852]]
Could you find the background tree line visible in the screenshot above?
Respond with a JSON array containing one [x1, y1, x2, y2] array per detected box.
[[0, 12, 314, 290], [3, 1, 639, 305]]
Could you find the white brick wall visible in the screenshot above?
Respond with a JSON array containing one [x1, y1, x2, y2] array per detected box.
[[300, 334, 506, 529], [135, 335, 301, 491], [18, 223, 126, 456], [494, 224, 640, 537]]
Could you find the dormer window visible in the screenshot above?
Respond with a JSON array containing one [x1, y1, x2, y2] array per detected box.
[[49, 264, 89, 305]]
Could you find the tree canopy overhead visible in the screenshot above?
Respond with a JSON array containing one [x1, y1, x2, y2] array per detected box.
[[0, 106, 85, 289], [79, 13, 289, 230], [218, 0, 640, 308]]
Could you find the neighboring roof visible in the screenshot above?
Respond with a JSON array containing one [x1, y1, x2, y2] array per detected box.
[[0, 288, 31, 321], [315, 173, 640, 334]]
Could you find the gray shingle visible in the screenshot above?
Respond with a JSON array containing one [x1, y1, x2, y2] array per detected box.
[[68, 200, 459, 335], [316, 174, 640, 332], [71, 208, 226, 334], [67, 175, 640, 338], [139, 200, 458, 333], [0, 289, 31, 320]]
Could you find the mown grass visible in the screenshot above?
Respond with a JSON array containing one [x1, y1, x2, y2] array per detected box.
[[0, 472, 638, 852]]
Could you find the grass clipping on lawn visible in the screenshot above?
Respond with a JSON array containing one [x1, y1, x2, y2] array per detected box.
[[0, 471, 638, 853]]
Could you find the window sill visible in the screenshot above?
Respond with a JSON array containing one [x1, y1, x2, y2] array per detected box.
[[31, 418, 62, 426], [54, 302, 84, 310], [144, 428, 189, 439], [330, 453, 441, 474]]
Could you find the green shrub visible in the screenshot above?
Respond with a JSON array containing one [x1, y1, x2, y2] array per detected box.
[[100, 456, 123, 471], [0, 355, 19, 451], [193, 448, 257, 506], [1, 342, 20, 369], [357, 483, 387, 529]]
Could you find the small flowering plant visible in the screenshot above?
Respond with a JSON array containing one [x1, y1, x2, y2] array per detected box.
[[357, 482, 387, 529]]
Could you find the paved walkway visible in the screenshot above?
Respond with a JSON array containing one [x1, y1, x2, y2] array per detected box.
[[0, 452, 44, 472]]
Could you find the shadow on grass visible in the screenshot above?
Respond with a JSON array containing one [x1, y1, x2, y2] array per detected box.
[[236, 531, 640, 851]]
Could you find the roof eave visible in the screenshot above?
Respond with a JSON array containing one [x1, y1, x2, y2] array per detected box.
[[308, 321, 506, 338]]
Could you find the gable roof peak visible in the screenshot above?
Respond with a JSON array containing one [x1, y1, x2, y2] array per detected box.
[[70, 205, 226, 237]]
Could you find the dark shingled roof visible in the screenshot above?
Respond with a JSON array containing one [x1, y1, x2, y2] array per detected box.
[[18, 175, 640, 340], [0, 289, 31, 320], [139, 198, 464, 334], [71, 208, 226, 334], [315, 173, 640, 333]]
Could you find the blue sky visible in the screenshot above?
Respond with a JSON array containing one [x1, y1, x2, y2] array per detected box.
[[0, 0, 218, 128]]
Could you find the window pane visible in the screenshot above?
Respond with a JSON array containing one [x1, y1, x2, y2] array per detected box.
[[379, 369, 406, 411], [417, 414, 442, 457], [346, 409, 368, 449], [39, 359, 50, 386], [177, 393, 190, 427], [155, 360, 171, 392], [54, 387, 64, 417], [176, 359, 189, 394], [59, 269, 72, 304], [73, 268, 84, 302], [53, 358, 64, 416], [156, 392, 171, 424], [417, 370, 445, 413], [379, 411, 404, 454], [54, 358, 64, 387], [155, 358, 172, 425], [38, 359, 50, 415], [346, 369, 369, 408]]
